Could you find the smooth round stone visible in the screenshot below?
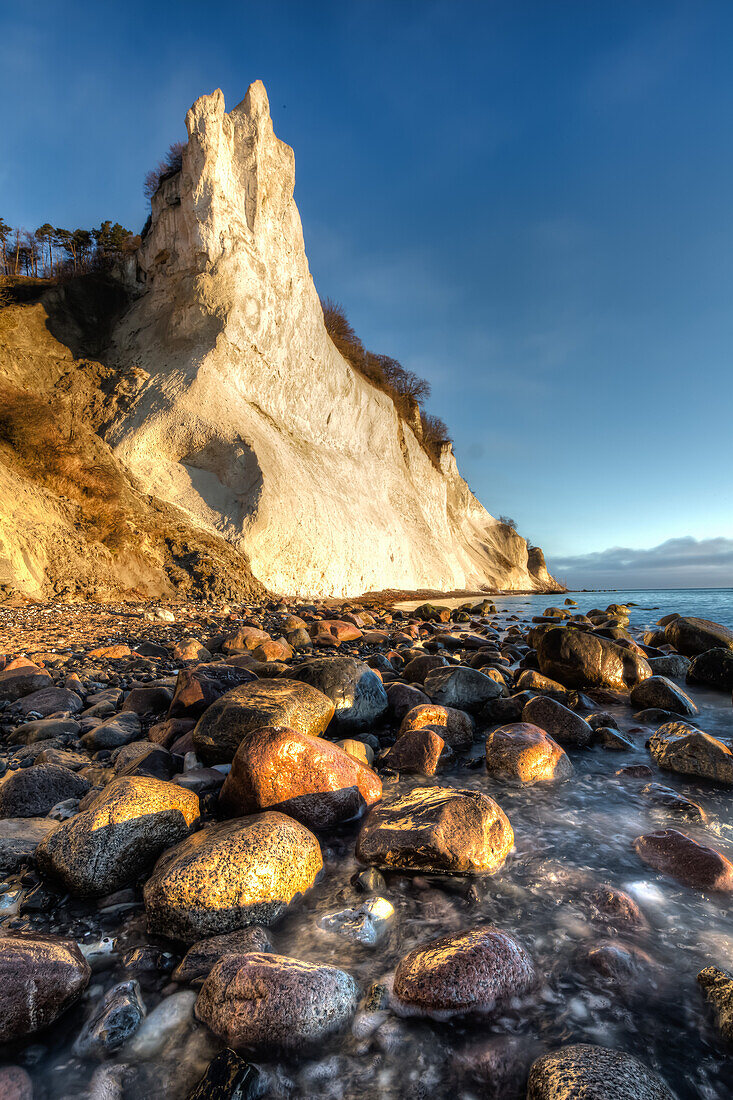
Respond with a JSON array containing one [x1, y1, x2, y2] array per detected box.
[[392, 927, 535, 1017], [485, 723, 573, 785], [536, 629, 651, 692], [283, 656, 388, 729], [0, 932, 91, 1042], [399, 703, 474, 749], [648, 723, 733, 785], [630, 676, 697, 716], [526, 1043, 676, 1099], [0, 764, 90, 818], [173, 926, 274, 984], [423, 665, 503, 712], [633, 829, 733, 892], [195, 952, 358, 1053], [382, 728, 446, 776], [687, 648, 733, 692], [640, 782, 707, 821], [664, 617, 733, 657], [521, 695, 592, 746], [144, 812, 323, 942], [73, 979, 146, 1056], [355, 786, 513, 874]]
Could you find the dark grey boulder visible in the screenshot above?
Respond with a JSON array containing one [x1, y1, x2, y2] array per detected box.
[[0, 764, 91, 819], [647, 655, 690, 679], [630, 676, 697, 716], [423, 665, 503, 712], [521, 695, 592, 747], [282, 657, 388, 730], [0, 932, 91, 1042], [665, 617, 733, 657], [687, 648, 733, 692], [73, 979, 146, 1057], [536, 628, 651, 692]]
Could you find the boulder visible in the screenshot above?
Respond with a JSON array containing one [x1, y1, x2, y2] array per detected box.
[[385, 682, 430, 721], [0, 816, 59, 872], [81, 712, 142, 750], [144, 812, 323, 942], [485, 723, 573, 785], [423, 665, 503, 712], [12, 686, 84, 717], [0, 764, 90, 818], [401, 653, 448, 684], [193, 679, 335, 763], [0, 932, 91, 1042], [356, 786, 513, 874], [629, 676, 697, 716], [698, 966, 733, 1042], [399, 703, 473, 749], [648, 722, 733, 785], [283, 656, 387, 730], [167, 662, 257, 720], [195, 952, 357, 1052], [121, 684, 173, 715], [392, 927, 535, 1016], [633, 829, 733, 892], [641, 782, 707, 821], [218, 725, 382, 829], [173, 927, 274, 984], [73, 979, 146, 1057], [521, 695, 592, 747], [0, 666, 53, 701], [383, 728, 446, 775], [647, 654, 690, 678], [687, 648, 733, 692], [526, 1044, 675, 1099], [664, 617, 733, 657], [536, 628, 651, 691], [36, 776, 199, 895]]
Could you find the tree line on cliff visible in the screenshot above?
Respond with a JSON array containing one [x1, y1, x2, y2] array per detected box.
[[0, 219, 138, 278]]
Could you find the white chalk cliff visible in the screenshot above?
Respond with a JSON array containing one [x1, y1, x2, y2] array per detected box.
[[108, 82, 559, 597]]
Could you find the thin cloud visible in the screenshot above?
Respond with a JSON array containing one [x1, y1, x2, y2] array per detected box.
[[548, 537, 733, 589]]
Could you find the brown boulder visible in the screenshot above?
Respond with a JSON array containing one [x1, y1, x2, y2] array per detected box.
[[173, 926, 274, 984], [399, 703, 474, 749], [167, 662, 258, 720], [392, 927, 535, 1015], [193, 679, 335, 764], [633, 829, 733, 892], [383, 728, 446, 775], [0, 932, 90, 1041], [195, 952, 357, 1052], [218, 725, 382, 829], [648, 723, 733, 786], [536, 627, 651, 691], [356, 786, 513, 874], [485, 723, 574, 785]]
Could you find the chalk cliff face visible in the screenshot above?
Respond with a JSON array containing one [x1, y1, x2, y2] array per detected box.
[[108, 82, 559, 597]]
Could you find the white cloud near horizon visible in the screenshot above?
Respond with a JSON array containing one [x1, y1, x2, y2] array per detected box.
[[548, 536, 733, 590]]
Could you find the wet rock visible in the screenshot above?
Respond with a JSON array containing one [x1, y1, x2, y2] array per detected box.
[[647, 654, 690, 678], [116, 744, 175, 781], [187, 1049, 263, 1100], [592, 726, 635, 750], [193, 679, 335, 764], [0, 816, 59, 872], [697, 965, 733, 1042], [382, 728, 446, 775], [687, 647, 733, 692], [74, 979, 146, 1057], [630, 676, 697, 716], [485, 723, 573, 785], [536, 628, 651, 691], [144, 812, 323, 941], [664, 616, 733, 657], [124, 990, 196, 1059], [219, 724, 382, 829], [0, 931, 91, 1041], [587, 883, 647, 929], [527, 1043, 675, 1099], [222, 626, 271, 654], [392, 927, 535, 1016], [633, 829, 733, 892], [37, 776, 199, 895], [0, 763, 90, 818], [0, 1067, 33, 1100], [356, 786, 513, 874], [310, 619, 363, 645], [172, 638, 212, 663], [515, 669, 569, 695], [173, 926, 274, 984], [453, 1035, 534, 1099], [641, 782, 707, 821], [521, 695, 592, 747], [284, 656, 388, 729], [319, 896, 395, 946], [423, 665, 503, 712], [195, 952, 358, 1053], [585, 940, 661, 997], [616, 763, 654, 779], [648, 722, 733, 785], [399, 703, 473, 749]]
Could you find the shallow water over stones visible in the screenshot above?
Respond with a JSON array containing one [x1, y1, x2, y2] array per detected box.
[[0, 592, 732, 1097]]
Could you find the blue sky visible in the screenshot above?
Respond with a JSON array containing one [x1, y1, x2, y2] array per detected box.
[[3, 0, 732, 587]]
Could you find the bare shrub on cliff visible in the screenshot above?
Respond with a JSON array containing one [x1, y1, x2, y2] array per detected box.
[[144, 141, 187, 202]]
